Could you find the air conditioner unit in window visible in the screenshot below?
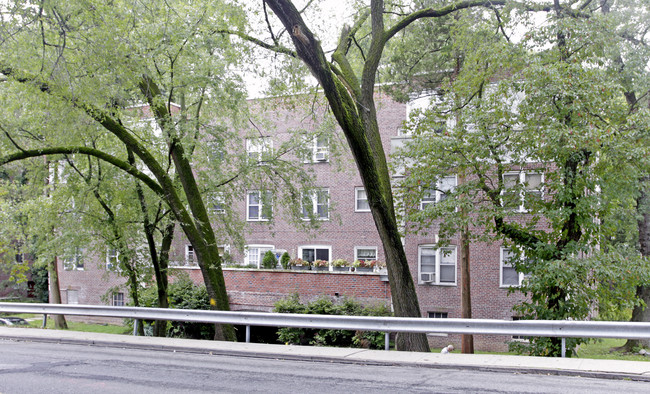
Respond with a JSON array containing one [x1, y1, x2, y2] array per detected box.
[[314, 151, 328, 161], [420, 273, 435, 283]]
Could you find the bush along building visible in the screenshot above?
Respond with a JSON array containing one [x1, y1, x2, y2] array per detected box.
[[56, 92, 538, 351]]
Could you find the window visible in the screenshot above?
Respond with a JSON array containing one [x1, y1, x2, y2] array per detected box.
[[63, 248, 84, 271], [106, 248, 119, 271], [418, 245, 457, 285], [112, 292, 125, 307], [502, 172, 543, 212], [500, 248, 527, 287], [67, 289, 79, 304], [247, 190, 272, 221], [511, 316, 529, 341], [246, 137, 272, 163], [185, 244, 196, 266], [308, 135, 329, 162], [245, 245, 274, 268], [355, 187, 370, 212], [420, 176, 457, 210], [209, 192, 226, 215], [302, 189, 329, 220], [428, 312, 448, 319], [403, 92, 452, 136], [355, 247, 377, 262], [299, 246, 331, 264]]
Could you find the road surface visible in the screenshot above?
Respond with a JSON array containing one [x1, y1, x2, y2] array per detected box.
[[1, 339, 648, 393]]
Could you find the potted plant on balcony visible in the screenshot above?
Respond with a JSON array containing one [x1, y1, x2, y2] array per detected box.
[[313, 259, 329, 271], [280, 252, 291, 270], [290, 258, 311, 270], [331, 259, 349, 272], [262, 250, 277, 269], [352, 259, 374, 273]]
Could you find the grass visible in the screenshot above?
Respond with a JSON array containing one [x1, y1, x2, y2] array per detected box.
[[576, 338, 650, 362], [3, 313, 130, 335]]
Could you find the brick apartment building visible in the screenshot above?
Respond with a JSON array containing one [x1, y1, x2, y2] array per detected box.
[[56, 92, 528, 351]]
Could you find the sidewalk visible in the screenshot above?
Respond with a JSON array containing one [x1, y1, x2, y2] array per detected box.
[[2, 327, 650, 381]]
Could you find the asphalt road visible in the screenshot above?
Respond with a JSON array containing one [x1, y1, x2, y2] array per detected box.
[[1, 339, 648, 393]]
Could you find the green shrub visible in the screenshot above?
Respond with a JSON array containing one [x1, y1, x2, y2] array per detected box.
[[262, 250, 277, 269], [273, 294, 391, 349], [137, 273, 214, 339], [280, 252, 291, 269]]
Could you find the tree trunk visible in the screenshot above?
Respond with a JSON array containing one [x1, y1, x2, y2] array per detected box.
[[264, 0, 430, 352], [152, 221, 174, 337], [48, 257, 68, 329], [625, 176, 650, 350], [460, 228, 474, 353]]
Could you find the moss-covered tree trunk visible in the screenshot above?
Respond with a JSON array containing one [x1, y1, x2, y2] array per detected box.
[[264, 0, 430, 352]]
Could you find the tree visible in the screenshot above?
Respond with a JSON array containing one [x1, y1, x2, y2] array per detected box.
[[225, 0, 536, 353], [394, 0, 650, 356], [0, 0, 314, 341]]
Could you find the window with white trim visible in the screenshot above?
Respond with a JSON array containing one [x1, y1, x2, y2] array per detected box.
[[418, 245, 457, 285], [355, 247, 377, 262], [112, 292, 125, 307], [247, 190, 272, 221], [299, 245, 331, 264], [420, 176, 457, 210], [63, 248, 84, 271], [500, 248, 528, 287], [502, 172, 543, 212], [355, 187, 370, 212], [302, 189, 329, 220], [185, 244, 196, 266], [245, 244, 274, 268], [209, 192, 226, 215], [246, 137, 272, 163], [428, 311, 448, 319], [309, 135, 329, 162], [106, 248, 119, 271]]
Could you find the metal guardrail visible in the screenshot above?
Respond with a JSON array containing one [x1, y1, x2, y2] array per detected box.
[[2, 302, 650, 357]]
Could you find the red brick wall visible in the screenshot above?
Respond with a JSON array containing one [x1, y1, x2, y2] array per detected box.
[[181, 268, 391, 312]]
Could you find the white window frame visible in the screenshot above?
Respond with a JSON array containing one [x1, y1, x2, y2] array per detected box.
[[246, 137, 272, 163], [418, 245, 457, 285], [500, 247, 527, 287], [112, 292, 125, 307], [301, 188, 329, 220], [420, 176, 457, 210], [308, 135, 329, 163], [502, 172, 544, 212], [244, 244, 275, 268], [355, 187, 370, 212], [247, 190, 272, 221], [354, 246, 377, 262], [209, 192, 226, 215], [298, 245, 331, 264], [63, 248, 84, 271], [185, 244, 196, 266], [106, 247, 119, 271]]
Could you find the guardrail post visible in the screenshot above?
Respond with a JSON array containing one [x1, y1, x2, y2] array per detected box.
[[561, 338, 566, 358], [246, 325, 251, 343], [133, 319, 139, 336], [42, 314, 47, 328], [385, 332, 390, 351]]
